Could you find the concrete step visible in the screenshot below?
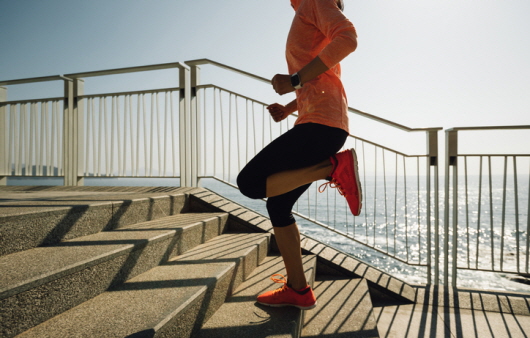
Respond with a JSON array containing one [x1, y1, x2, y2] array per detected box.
[[15, 232, 271, 338], [0, 190, 188, 256], [302, 276, 380, 338], [0, 212, 228, 338], [196, 254, 317, 338], [190, 188, 418, 305]]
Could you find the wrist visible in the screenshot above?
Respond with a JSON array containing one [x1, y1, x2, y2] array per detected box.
[[286, 100, 297, 113]]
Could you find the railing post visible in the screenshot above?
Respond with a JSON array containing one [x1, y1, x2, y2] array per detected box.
[[178, 63, 194, 187], [444, 129, 459, 285], [63, 77, 84, 186], [75, 79, 85, 185], [190, 64, 200, 187], [426, 129, 439, 284], [0, 87, 7, 185]]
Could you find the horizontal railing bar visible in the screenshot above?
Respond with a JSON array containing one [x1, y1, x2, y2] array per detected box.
[[348, 107, 443, 133], [64, 62, 186, 79], [80, 176, 182, 179], [456, 267, 525, 273], [0, 97, 64, 105], [194, 63, 443, 133], [291, 209, 427, 267], [79, 87, 182, 99], [458, 154, 530, 157], [0, 75, 71, 86], [448, 125, 530, 131], [199, 176, 239, 189], [186, 59, 271, 84], [7, 175, 63, 178], [197, 85, 270, 107], [202, 84, 431, 158], [6, 176, 183, 179], [350, 134, 429, 158]]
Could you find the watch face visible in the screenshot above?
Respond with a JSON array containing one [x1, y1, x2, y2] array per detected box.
[[291, 73, 301, 87]]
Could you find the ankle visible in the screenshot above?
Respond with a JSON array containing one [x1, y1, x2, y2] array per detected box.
[[287, 281, 308, 291]]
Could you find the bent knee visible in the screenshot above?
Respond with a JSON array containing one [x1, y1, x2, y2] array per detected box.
[[237, 171, 264, 199], [266, 198, 295, 227]]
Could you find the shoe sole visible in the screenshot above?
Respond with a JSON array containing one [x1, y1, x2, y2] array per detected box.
[[350, 148, 362, 216], [257, 301, 317, 310]]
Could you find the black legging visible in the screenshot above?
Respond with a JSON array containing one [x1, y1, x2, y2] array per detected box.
[[237, 123, 348, 227]]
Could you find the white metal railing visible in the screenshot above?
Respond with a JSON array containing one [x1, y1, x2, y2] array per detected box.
[[2, 59, 529, 288], [444, 126, 530, 285], [0, 76, 69, 184], [195, 84, 441, 283], [1, 99, 64, 177], [81, 90, 181, 177], [184, 58, 442, 284], [0, 63, 190, 186]]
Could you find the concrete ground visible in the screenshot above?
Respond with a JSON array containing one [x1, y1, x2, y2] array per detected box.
[[2, 186, 530, 338], [374, 302, 530, 338]]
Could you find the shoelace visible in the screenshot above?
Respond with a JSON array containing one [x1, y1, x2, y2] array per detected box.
[[318, 180, 346, 196], [269, 274, 288, 295]]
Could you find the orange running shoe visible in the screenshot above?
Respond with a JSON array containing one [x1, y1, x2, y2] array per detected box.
[[256, 274, 317, 310], [319, 148, 362, 216]]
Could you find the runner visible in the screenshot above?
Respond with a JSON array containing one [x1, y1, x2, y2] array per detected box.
[[237, 0, 361, 310]]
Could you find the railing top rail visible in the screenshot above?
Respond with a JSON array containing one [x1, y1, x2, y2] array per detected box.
[[2, 58, 442, 134], [185, 58, 271, 84], [348, 107, 442, 133], [458, 153, 530, 157], [78, 86, 183, 99], [188, 59, 443, 133], [64, 62, 187, 79], [447, 125, 530, 132], [0, 96, 65, 105], [200, 84, 431, 157], [0, 75, 71, 86]]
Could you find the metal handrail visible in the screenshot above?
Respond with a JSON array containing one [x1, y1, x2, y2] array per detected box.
[[64, 62, 186, 79], [0, 97, 65, 105], [78, 87, 182, 100], [348, 107, 442, 133], [185, 59, 271, 84], [0, 75, 71, 86], [186, 59, 444, 133], [447, 125, 530, 131]]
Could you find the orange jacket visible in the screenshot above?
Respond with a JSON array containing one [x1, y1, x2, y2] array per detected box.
[[288, 0, 357, 133]]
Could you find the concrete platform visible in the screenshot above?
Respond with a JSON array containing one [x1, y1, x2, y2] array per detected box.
[[302, 276, 379, 338], [3, 186, 530, 338], [374, 302, 530, 338]]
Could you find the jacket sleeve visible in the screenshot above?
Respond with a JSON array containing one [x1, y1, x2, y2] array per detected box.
[[308, 0, 357, 68]]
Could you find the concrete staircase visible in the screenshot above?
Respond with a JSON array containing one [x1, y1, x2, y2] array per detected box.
[[0, 186, 418, 338]]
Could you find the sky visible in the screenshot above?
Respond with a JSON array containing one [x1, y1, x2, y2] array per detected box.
[[1, 0, 530, 156]]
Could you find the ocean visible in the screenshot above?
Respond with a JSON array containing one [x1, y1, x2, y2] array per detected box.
[[5, 175, 530, 293]]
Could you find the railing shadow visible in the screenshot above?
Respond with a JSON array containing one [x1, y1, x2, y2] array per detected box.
[[374, 284, 530, 338]]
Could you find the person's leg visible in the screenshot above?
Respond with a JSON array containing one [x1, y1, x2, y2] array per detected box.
[[273, 223, 306, 289], [238, 123, 348, 308], [266, 184, 312, 290], [266, 159, 332, 198], [237, 123, 347, 200]]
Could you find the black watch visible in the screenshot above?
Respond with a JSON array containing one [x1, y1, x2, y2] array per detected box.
[[290, 73, 303, 90]]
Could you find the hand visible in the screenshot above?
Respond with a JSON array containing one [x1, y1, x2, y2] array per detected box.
[[271, 74, 295, 95], [267, 103, 290, 122]]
